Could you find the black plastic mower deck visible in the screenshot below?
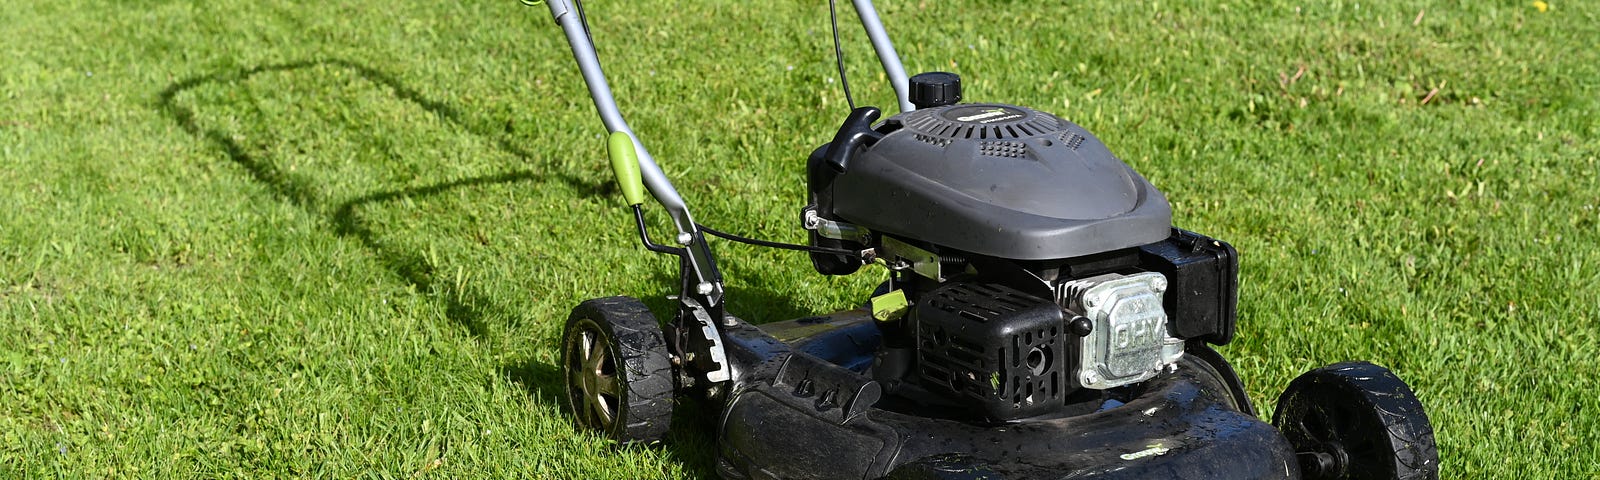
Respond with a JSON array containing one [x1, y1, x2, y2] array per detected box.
[[711, 312, 1299, 480]]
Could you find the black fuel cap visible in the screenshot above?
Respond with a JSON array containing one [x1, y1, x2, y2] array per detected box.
[[909, 72, 962, 109]]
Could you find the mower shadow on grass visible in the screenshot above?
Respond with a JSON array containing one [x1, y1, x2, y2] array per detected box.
[[156, 58, 734, 475], [155, 58, 589, 339], [327, 171, 550, 339], [498, 359, 567, 408], [156, 57, 629, 335]]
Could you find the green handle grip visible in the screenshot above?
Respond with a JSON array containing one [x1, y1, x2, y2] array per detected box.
[[607, 131, 646, 206]]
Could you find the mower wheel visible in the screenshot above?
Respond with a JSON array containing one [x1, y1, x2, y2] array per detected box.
[[1273, 362, 1438, 480], [561, 296, 676, 446], [1184, 342, 1256, 416]]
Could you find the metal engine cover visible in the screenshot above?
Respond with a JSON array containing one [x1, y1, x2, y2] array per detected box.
[[831, 103, 1172, 260], [1060, 272, 1185, 389]]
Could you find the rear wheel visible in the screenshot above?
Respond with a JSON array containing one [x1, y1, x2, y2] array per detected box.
[[1273, 362, 1438, 480], [561, 296, 676, 445], [1182, 342, 1256, 416]]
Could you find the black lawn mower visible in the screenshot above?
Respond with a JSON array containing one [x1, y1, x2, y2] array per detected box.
[[537, 1, 1439, 479]]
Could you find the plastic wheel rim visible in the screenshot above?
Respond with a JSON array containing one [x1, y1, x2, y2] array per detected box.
[[1282, 405, 1358, 478], [1274, 362, 1438, 480], [566, 318, 622, 433]]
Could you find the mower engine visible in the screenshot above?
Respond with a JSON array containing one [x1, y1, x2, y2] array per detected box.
[[803, 74, 1239, 422]]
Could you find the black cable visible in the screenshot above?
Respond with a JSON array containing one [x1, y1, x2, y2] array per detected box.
[[634, 206, 687, 256], [574, 0, 593, 45], [696, 223, 863, 258], [828, 0, 857, 110]]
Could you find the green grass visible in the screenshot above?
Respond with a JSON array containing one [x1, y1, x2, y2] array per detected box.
[[2, 0, 1596, 477]]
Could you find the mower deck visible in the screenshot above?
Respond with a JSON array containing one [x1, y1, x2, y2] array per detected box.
[[713, 312, 1298, 480]]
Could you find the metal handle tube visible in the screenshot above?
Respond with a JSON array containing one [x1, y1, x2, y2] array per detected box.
[[544, 0, 725, 306], [546, 0, 688, 216], [850, 0, 914, 113]]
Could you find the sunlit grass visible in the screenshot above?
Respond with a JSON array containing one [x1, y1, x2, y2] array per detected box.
[[2, 0, 1596, 477]]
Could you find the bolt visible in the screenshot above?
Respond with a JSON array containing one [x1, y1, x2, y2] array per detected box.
[[1082, 371, 1101, 386], [1069, 316, 1094, 337], [696, 282, 714, 295], [676, 232, 694, 245], [802, 210, 820, 229]]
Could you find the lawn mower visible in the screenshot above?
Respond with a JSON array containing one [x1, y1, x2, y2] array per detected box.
[[538, 1, 1439, 478]]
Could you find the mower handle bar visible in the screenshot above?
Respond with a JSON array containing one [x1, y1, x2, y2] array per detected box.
[[542, 0, 914, 307], [544, 0, 913, 215], [545, 0, 725, 308], [852, 0, 915, 113]]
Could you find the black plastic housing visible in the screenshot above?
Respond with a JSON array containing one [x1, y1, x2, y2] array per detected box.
[[826, 103, 1173, 260], [1139, 228, 1239, 345], [714, 310, 1297, 480], [913, 282, 1068, 421], [805, 143, 867, 276]]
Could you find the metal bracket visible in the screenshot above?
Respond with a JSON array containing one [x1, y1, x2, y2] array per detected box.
[[881, 236, 941, 281], [803, 208, 872, 245], [689, 303, 733, 384]]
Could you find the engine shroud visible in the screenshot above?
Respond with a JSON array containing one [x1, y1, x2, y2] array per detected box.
[[827, 103, 1172, 260], [803, 102, 1241, 422]]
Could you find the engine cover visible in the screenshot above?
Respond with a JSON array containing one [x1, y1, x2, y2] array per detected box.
[[828, 103, 1172, 260]]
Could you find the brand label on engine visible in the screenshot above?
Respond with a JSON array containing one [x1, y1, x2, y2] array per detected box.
[[941, 105, 1026, 124], [1106, 298, 1166, 378], [1114, 315, 1164, 349]]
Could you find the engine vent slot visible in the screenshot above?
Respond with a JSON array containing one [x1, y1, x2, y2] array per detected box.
[[979, 141, 1027, 158], [900, 103, 1069, 141], [929, 283, 1034, 319], [913, 133, 952, 147], [1059, 132, 1086, 150], [1006, 326, 1062, 406]]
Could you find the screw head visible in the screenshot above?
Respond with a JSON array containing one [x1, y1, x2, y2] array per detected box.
[[676, 232, 694, 245], [696, 282, 714, 295]]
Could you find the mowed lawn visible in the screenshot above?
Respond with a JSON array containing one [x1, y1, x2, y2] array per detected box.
[[2, 0, 1596, 477]]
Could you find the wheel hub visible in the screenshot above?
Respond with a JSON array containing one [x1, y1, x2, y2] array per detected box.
[[568, 322, 621, 431]]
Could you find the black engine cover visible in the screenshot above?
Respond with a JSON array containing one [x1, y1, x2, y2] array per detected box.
[[822, 103, 1172, 260]]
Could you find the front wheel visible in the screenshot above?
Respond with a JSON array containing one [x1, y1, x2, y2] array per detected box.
[[1273, 362, 1439, 480], [561, 296, 677, 445]]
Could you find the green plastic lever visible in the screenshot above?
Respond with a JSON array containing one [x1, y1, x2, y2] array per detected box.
[[607, 131, 646, 206]]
